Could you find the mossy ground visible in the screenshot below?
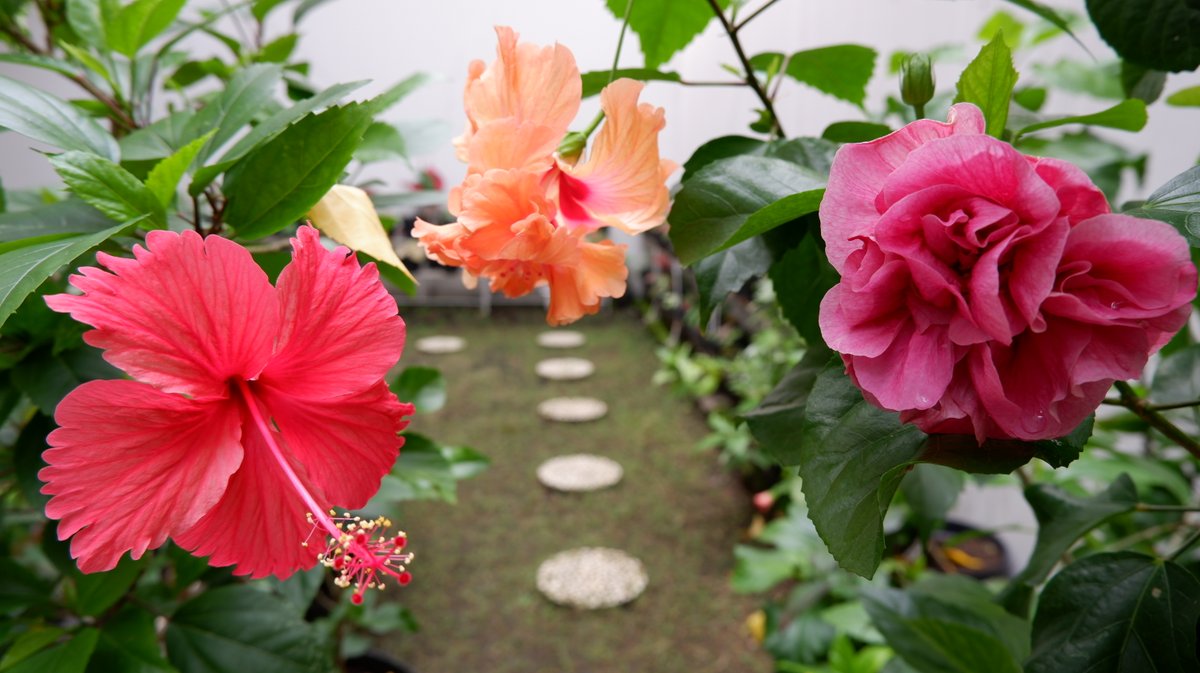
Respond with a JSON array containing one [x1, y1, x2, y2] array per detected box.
[[380, 307, 770, 672]]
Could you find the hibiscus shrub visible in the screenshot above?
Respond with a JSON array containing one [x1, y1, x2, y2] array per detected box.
[[0, 1, 483, 671]]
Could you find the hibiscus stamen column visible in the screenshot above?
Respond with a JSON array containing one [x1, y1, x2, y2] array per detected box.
[[235, 379, 412, 604]]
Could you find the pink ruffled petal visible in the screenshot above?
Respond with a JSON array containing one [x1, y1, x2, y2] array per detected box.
[[46, 230, 279, 399], [1026, 156, 1110, 225], [259, 381, 412, 508], [259, 226, 405, 399], [820, 103, 985, 272], [847, 322, 957, 411], [553, 79, 674, 234], [41, 380, 242, 573], [173, 404, 316, 580]]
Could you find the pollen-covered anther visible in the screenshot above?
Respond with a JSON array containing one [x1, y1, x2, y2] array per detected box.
[[311, 511, 414, 601]]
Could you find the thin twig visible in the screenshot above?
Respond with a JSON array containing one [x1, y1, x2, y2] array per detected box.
[[704, 0, 785, 138], [677, 80, 747, 87], [609, 0, 635, 86], [1114, 381, 1200, 461], [1168, 526, 1200, 562], [1147, 399, 1200, 412], [734, 0, 782, 32]]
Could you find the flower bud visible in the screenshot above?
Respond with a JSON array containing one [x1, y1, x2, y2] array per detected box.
[[900, 53, 936, 109], [556, 131, 587, 163]]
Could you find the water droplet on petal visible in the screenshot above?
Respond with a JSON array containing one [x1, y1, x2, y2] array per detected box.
[[1024, 410, 1048, 433], [1110, 301, 1122, 309], [916, 394, 932, 407]]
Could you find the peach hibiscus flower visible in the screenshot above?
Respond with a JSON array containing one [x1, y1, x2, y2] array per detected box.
[[416, 26, 676, 325]]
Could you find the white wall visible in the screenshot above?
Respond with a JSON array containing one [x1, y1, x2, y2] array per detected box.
[[2, 0, 1198, 198]]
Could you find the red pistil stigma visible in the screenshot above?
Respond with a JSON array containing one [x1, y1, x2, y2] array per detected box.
[[311, 513, 414, 602]]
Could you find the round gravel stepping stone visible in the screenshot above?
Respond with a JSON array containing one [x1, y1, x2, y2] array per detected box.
[[535, 357, 595, 381], [537, 397, 608, 422], [536, 547, 648, 609], [414, 335, 465, 354], [537, 454, 623, 492], [536, 330, 586, 349]]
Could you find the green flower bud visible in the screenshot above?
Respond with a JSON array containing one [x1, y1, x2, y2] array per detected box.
[[556, 131, 588, 163], [900, 53, 936, 110]]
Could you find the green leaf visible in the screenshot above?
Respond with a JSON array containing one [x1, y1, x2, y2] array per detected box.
[[744, 346, 833, 466], [954, 34, 1018, 138], [221, 103, 372, 240], [668, 155, 824, 265], [442, 444, 489, 480], [374, 433, 459, 503], [1151, 344, 1200, 429], [768, 236, 837, 346], [66, 0, 107, 48], [1015, 99, 1148, 138], [999, 474, 1138, 616], [255, 34, 297, 64], [70, 556, 146, 617], [580, 68, 681, 98], [389, 366, 446, 413], [1167, 85, 1200, 106], [88, 606, 175, 673], [119, 108, 196, 161], [1, 627, 67, 670], [50, 151, 165, 227], [900, 464, 965, 529], [189, 80, 367, 195], [799, 360, 927, 577], [773, 45, 877, 108], [1013, 86, 1047, 111], [1031, 60, 1123, 100], [731, 545, 801, 593], [604, 0, 726, 69], [692, 238, 772, 325], [0, 199, 113, 243], [978, 10, 1025, 48], [105, 0, 186, 57], [1028, 552, 1200, 672], [681, 135, 764, 180], [1121, 61, 1167, 103], [354, 122, 407, 164], [919, 417, 1092, 474], [1086, 0, 1200, 72], [0, 557, 53, 612], [0, 75, 118, 159], [1124, 165, 1200, 245], [1002, 0, 1084, 47], [7, 629, 99, 673], [0, 222, 129, 329], [821, 121, 892, 143], [143, 132, 211, 208], [165, 585, 330, 673], [251, 0, 288, 21], [0, 53, 80, 78], [864, 575, 1028, 673], [363, 72, 432, 115], [184, 64, 284, 162], [12, 345, 118, 411]]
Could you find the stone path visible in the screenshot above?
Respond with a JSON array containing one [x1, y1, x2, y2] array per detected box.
[[534, 330, 647, 609]]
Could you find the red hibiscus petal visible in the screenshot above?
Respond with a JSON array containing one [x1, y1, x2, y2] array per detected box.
[[260, 226, 406, 399], [46, 230, 279, 399], [41, 380, 242, 573]]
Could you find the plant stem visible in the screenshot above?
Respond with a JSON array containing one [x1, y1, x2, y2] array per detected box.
[[1114, 380, 1200, 460], [704, 0, 785, 138], [1168, 527, 1200, 562], [1147, 399, 1200, 412], [1136, 503, 1200, 512], [609, 0, 635, 85], [733, 0, 781, 32]]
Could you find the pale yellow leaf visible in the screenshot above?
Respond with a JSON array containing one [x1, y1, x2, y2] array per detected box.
[[307, 184, 416, 284]]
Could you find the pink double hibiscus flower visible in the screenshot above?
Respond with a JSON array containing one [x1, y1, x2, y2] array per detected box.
[[42, 226, 415, 596], [416, 26, 676, 325], [820, 103, 1197, 441]]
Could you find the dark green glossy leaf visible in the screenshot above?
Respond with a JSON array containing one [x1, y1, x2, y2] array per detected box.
[[1086, 0, 1200, 72], [768, 236, 837, 346], [0, 75, 118, 159], [864, 575, 1028, 673], [899, 464, 965, 529], [668, 155, 824, 265], [1124, 165, 1200, 245], [580, 68, 681, 98], [799, 360, 927, 577], [7, 629, 99, 673], [389, 365, 446, 413], [1121, 61, 1167, 103], [184, 64, 284, 162], [1028, 552, 1200, 672], [222, 103, 372, 240], [682, 135, 836, 182], [165, 585, 330, 673], [692, 238, 771, 325], [105, 0, 186, 57], [999, 474, 1138, 616], [374, 433, 458, 503], [920, 416, 1092, 475], [88, 606, 174, 673], [1013, 87, 1047, 111], [189, 79, 367, 194], [0, 557, 52, 612], [604, 0, 726, 70], [731, 545, 801, 593], [13, 413, 53, 508], [954, 34, 1018, 138], [757, 45, 877, 107], [1016, 99, 1147, 139], [12, 344, 118, 412], [49, 151, 165, 227], [0, 222, 129, 329], [821, 121, 892, 143], [744, 345, 833, 466], [765, 612, 836, 665]]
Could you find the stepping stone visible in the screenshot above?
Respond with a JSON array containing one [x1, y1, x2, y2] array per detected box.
[[535, 357, 595, 381], [414, 335, 465, 354], [536, 330, 586, 349], [537, 454, 623, 492], [536, 547, 648, 609], [537, 397, 608, 423]]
